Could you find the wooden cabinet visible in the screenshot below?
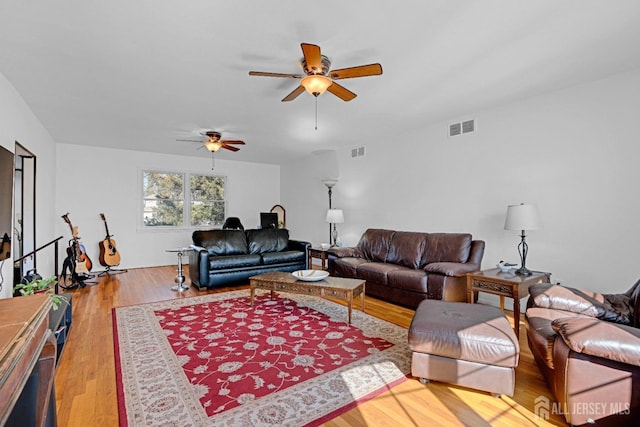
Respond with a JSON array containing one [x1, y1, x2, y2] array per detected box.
[[0, 294, 57, 426], [49, 294, 72, 365]]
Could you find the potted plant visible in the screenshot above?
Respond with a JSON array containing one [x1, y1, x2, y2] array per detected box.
[[14, 275, 66, 310]]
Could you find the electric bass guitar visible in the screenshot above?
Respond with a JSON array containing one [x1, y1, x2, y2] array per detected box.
[[62, 213, 93, 274], [98, 213, 121, 267]]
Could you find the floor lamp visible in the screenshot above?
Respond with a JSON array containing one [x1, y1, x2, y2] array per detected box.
[[504, 203, 542, 276], [322, 179, 337, 243]]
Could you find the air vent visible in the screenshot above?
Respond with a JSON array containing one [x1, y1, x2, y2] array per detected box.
[[351, 146, 366, 158], [462, 119, 475, 133], [448, 119, 476, 137]]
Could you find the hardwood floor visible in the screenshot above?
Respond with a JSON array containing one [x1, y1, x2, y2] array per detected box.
[[54, 266, 567, 426]]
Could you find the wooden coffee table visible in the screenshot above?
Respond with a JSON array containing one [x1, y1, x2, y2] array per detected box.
[[249, 272, 365, 324]]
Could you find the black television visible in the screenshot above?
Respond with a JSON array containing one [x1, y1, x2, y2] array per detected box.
[[0, 146, 14, 261], [260, 212, 278, 229]]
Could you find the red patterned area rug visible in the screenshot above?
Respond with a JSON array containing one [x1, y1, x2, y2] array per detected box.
[[113, 290, 411, 426]]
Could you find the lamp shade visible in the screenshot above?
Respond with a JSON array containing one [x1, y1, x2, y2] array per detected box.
[[326, 209, 344, 224], [322, 179, 338, 189], [504, 203, 542, 231]]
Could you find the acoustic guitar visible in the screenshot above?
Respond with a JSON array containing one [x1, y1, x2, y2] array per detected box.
[[98, 213, 121, 267], [62, 213, 92, 274]]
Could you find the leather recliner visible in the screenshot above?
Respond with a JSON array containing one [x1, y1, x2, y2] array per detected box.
[[526, 280, 640, 426]]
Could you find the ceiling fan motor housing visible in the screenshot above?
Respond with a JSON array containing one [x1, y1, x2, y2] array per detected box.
[[302, 55, 331, 76], [204, 131, 222, 141]]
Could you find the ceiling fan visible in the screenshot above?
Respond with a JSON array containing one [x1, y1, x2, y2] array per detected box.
[[176, 131, 246, 152], [249, 43, 383, 102]]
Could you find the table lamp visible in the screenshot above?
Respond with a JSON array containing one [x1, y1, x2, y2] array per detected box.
[[326, 209, 344, 247], [504, 203, 542, 276]]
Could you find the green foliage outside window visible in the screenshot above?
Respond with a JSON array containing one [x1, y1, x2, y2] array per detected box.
[[143, 171, 225, 227], [191, 175, 225, 226]]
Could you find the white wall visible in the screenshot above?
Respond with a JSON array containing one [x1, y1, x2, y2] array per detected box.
[[55, 144, 280, 269], [282, 69, 640, 302], [0, 72, 57, 299], [4, 65, 640, 304]]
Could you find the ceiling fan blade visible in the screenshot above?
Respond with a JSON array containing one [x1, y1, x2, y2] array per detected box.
[[176, 139, 203, 142], [301, 43, 322, 73], [249, 71, 303, 78], [330, 63, 383, 80], [281, 85, 305, 102], [221, 144, 240, 152], [220, 140, 245, 145], [326, 82, 357, 102]]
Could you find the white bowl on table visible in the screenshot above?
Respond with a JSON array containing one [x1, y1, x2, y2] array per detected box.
[[292, 270, 329, 282], [320, 243, 330, 250], [497, 261, 517, 273]]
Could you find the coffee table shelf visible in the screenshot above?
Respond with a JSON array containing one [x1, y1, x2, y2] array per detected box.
[[249, 272, 365, 324]]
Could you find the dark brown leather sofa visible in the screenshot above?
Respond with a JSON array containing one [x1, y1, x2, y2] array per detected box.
[[526, 281, 640, 426], [327, 229, 485, 309]]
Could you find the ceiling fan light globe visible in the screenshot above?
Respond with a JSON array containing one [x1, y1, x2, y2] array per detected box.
[[204, 141, 223, 152], [301, 75, 332, 97]]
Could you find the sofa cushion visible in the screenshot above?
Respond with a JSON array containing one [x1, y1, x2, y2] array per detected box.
[[357, 229, 395, 262], [246, 228, 289, 254], [208, 254, 262, 270], [424, 262, 480, 277], [386, 231, 429, 269], [356, 262, 405, 285], [525, 307, 589, 370], [328, 246, 362, 258], [387, 269, 428, 293], [261, 250, 305, 265], [333, 257, 369, 277], [626, 278, 640, 327], [552, 316, 640, 366], [530, 283, 632, 325], [423, 233, 472, 265], [192, 229, 248, 255]]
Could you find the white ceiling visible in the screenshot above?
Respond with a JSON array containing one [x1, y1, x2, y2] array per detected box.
[[1, 0, 639, 165]]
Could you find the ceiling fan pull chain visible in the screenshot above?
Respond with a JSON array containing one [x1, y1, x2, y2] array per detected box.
[[211, 152, 215, 170], [315, 96, 318, 130]]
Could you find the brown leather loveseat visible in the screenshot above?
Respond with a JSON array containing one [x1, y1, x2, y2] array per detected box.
[[327, 228, 484, 309], [526, 281, 640, 426]]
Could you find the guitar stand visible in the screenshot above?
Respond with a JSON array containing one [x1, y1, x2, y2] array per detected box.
[[77, 273, 98, 288], [59, 256, 98, 289], [59, 274, 97, 289], [96, 265, 128, 277]]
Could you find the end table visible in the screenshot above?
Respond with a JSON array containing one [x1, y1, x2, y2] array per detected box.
[[307, 247, 329, 270], [466, 268, 551, 337], [166, 247, 192, 291]]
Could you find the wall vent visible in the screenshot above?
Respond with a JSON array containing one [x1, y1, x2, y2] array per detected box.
[[448, 119, 476, 137], [449, 123, 462, 137], [351, 146, 366, 158]]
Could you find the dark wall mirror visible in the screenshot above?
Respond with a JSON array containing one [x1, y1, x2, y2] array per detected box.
[[13, 142, 36, 281]]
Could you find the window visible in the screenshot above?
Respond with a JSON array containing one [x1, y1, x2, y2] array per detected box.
[[142, 171, 226, 228]]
